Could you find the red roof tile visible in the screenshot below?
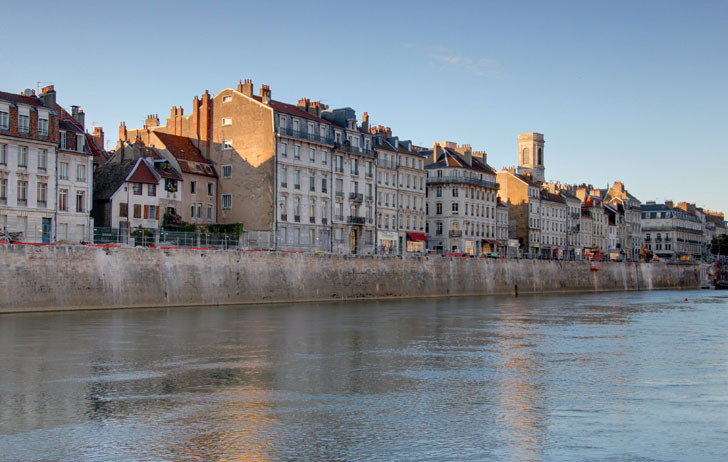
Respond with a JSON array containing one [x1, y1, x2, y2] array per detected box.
[[153, 132, 206, 163], [0, 91, 45, 107], [251, 95, 334, 125], [127, 159, 159, 184]]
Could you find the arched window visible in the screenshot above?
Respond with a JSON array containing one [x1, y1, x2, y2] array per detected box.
[[522, 147, 529, 165], [538, 147, 543, 165]]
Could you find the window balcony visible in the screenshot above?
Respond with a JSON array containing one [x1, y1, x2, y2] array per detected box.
[[349, 192, 363, 202], [322, 218, 328, 225], [347, 216, 366, 225], [335, 191, 344, 198], [281, 182, 287, 188], [333, 142, 376, 159], [0, 196, 6, 205], [281, 214, 287, 221], [366, 195, 373, 201], [294, 215, 300, 222], [17, 198, 27, 206], [449, 230, 462, 237], [309, 216, 316, 223], [37, 200, 46, 208], [335, 214, 344, 221], [294, 184, 300, 190], [276, 126, 334, 145]]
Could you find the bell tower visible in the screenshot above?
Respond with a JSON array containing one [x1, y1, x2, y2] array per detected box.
[[516, 132, 545, 183]]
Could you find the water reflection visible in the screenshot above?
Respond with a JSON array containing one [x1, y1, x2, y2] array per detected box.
[[1, 291, 727, 461]]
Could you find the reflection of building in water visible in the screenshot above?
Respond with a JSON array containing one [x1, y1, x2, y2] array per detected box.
[[493, 301, 546, 462]]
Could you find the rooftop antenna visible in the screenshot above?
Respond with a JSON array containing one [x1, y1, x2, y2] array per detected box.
[[36, 81, 53, 94]]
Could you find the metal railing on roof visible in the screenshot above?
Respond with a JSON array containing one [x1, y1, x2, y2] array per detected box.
[[427, 176, 498, 189], [276, 126, 334, 145]]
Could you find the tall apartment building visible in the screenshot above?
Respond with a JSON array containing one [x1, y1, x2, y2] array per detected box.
[[496, 168, 542, 257], [641, 201, 703, 259], [539, 190, 568, 258], [120, 80, 376, 253], [1, 86, 92, 243], [372, 126, 427, 254], [603, 181, 642, 260], [424, 142, 499, 255]]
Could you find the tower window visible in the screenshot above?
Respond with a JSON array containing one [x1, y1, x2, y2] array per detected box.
[[538, 147, 542, 166]]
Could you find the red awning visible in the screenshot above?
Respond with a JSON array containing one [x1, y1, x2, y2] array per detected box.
[[407, 232, 428, 242]]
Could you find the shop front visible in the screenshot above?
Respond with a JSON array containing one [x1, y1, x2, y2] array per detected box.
[[377, 231, 399, 255], [406, 232, 427, 254]]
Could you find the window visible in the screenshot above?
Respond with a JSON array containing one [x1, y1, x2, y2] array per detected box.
[[37, 182, 47, 206], [310, 173, 316, 192], [222, 117, 232, 126], [59, 189, 68, 211], [117, 202, 128, 218], [351, 158, 358, 175], [38, 149, 47, 171], [17, 146, 27, 167], [38, 117, 49, 137], [452, 202, 459, 213], [222, 165, 232, 178], [190, 181, 197, 194], [436, 186, 442, 197], [0, 179, 6, 201], [77, 164, 87, 182], [436, 203, 442, 215], [60, 162, 69, 180], [76, 191, 85, 213], [16, 180, 27, 204], [336, 156, 343, 172], [77, 135, 85, 153], [207, 205, 213, 220], [196, 203, 202, 218], [165, 179, 178, 192], [132, 183, 142, 195], [0, 144, 6, 164], [18, 113, 29, 133], [223, 95, 232, 103], [222, 194, 232, 209], [294, 145, 300, 159], [309, 147, 315, 162], [280, 143, 287, 157], [208, 182, 214, 196], [294, 170, 300, 189], [148, 184, 156, 196], [133, 204, 142, 218], [222, 140, 233, 150], [321, 177, 328, 193], [280, 167, 287, 187], [436, 222, 443, 235], [0, 109, 8, 130], [322, 151, 327, 165], [452, 187, 459, 197]]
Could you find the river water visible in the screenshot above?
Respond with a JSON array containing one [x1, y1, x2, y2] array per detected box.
[[1, 290, 727, 461]]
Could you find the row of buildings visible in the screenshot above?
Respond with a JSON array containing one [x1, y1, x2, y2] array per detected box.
[[1, 81, 725, 260]]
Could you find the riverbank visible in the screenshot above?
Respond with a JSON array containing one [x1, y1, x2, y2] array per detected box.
[[0, 245, 704, 313]]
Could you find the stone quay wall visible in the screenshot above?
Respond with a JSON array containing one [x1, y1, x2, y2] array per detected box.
[[0, 245, 703, 313]]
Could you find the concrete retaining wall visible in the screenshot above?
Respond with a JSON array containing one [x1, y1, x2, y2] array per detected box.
[[0, 245, 703, 313]]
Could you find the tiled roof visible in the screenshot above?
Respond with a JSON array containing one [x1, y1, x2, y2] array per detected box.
[[513, 173, 540, 187], [153, 132, 205, 163], [93, 159, 137, 200], [251, 95, 333, 125], [540, 190, 567, 204], [128, 158, 160, 184], [153, 160, 183, 181], [59, 119, 83, 134], [425, 148, 496, 174], [0, 91, 45, 107]]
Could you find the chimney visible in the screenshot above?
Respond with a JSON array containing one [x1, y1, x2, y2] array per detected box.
[[39, 85, 56, 109], [92, 126, 104, 149], [71, 105, 85, 129], [308, 101, 322, 118], [238, 79, 254, 97], [144, 114, 159, 129], [199, 91, 211, 156], [260, 84, 271, 105], [169, 106, 183, 135], [297, 97, 310, 111], [361, 112, 369, 132], [119, 122, 127, 142], [431, 143, 444, 165]]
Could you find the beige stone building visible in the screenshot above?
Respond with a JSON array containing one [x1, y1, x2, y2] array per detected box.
[[372, 126, 427, 254], [425, 142, 499, 255], [603, 181, 642, 260], [496, 168, 542, 257]]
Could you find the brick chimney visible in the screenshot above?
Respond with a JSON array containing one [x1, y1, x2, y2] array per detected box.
[[92, 126, 104, 149], [238, 79, 254, 97], [361, 112, 370, 132], [297, 97, 310, 111], [39, 85, 56, 109], [169, 106, 183, 135], [144, 114, 159, 129], [308, 101, 323, 118], [71, 105, 85, 129], [260, 84, 271, 105], [119, 122, 127, 142], [199, 91, 211, 153]]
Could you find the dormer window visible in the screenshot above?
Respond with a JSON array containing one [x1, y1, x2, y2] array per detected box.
[[60, 131, 68, 150]]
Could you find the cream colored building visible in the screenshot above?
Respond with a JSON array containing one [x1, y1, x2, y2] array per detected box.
[[425, 142, 499, 255]]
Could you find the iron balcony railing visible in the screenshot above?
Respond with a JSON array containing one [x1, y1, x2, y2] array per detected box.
[[333, 142, 376, 159], [427, 176, 498, 189], [348, 216, 366, 224], [335, 191, 344, 198], [281, 214, 287, 221], [449, 230, 463, 237], [349, 193, 363, 202], [277, 127, 334, 145]]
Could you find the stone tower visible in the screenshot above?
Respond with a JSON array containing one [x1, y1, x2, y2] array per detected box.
[[516, 132, 545, 183]]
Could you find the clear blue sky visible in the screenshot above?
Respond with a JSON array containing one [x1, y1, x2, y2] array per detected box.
[[4, 0, 727, 213]]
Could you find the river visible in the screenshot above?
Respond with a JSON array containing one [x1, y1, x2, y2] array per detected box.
[[1, 290, 727, 461]]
